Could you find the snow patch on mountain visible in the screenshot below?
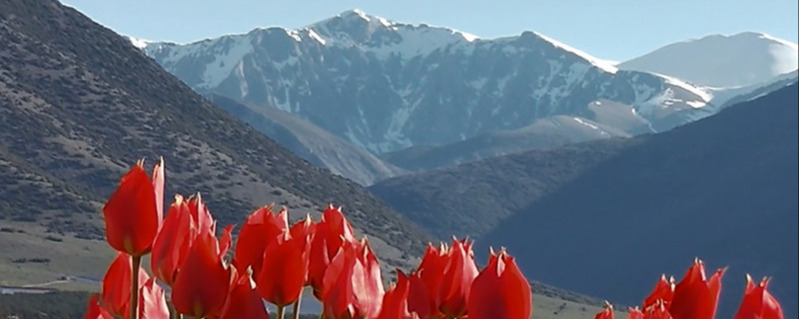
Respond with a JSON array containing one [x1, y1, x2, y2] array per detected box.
[[659, 74, 713, 104], [572, 117, 611, 137], [307, 29, 327, 45], [302, 11, 477, 60], [127, 37, 149, 49], [202, 37, 253, 88], [532, 31, 618, 74]]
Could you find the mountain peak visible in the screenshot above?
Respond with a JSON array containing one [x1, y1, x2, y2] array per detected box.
[[619, 31, 798, 87], [693, 31, 798, 48], [338, 9, 381, 23]]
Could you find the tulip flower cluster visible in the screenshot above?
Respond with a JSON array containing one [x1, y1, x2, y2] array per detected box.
[[84, 159, 533, 319], [592, 259, 784, 319], [84, 159, 785, 319]]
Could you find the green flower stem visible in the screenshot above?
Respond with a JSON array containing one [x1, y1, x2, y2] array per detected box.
[[130, 255, 141, 319], [292, 296, 302, 319], [168, 298, 180, 319], [277, 305, 285, 319]]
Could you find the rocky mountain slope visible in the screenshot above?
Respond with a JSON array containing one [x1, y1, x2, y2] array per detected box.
[[373, 82, 798, 318], [141, 10, 711, 157], [0, 0, 433, 285], [370, 137, 636, 238], [380, 103, 633, 171], [619, 32, 798, 88], [207, 94, 404, 185]]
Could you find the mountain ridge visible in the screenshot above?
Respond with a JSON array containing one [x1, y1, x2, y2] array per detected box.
[[140, 9, 711, 156]]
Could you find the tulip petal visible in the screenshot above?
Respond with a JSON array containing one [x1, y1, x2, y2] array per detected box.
[[152, 157, 165, 227], [188, 193, 215, 234], [406, 270, 435, 319], [220, 269, 271, 319], [219, 224, 234, 259], [101, 253, 149, 317], [151, 196, 193, 286], [84, 293, 114, 319], [643, 274, 675, 309], [377, 270, 417, 319], [139, 278, 169, 319]]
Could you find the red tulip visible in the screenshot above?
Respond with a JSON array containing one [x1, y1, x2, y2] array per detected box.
[[467, 248, 532, 319], [594, 302, 614, 319], [668, 258, 725, 319], [643, 275, 675, 310], [138, 278, 169, 319], [413, 243, 448, 318], [377, 270, 418, 319], [233, 205, 289, 277], [733, 275, 784, 319], [171, 229, 232, 318], [84, 293, 114, 319], [322, 238, 384, 319], [627, 307, 645, 319], [102, 159, 163, 257], [150, 195, 193, 286], [309, 205, 356, 299], [257, 231, 308, 307], [437, 238, 479, 318], [101, 253, 149, 317], [220, 269, 271, 319]]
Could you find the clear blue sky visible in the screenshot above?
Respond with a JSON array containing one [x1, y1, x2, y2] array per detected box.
[[60, 0, 798, 62]]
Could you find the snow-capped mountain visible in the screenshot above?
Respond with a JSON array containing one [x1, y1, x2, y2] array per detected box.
[[140, 9, 711, 155], [618, 32, 798, 88]]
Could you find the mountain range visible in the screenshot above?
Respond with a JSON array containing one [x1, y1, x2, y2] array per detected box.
[[372, 81, 799, 318], [136, 10, 798, 184], [136, 10, 766, 181]]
